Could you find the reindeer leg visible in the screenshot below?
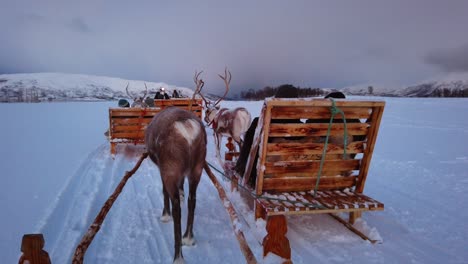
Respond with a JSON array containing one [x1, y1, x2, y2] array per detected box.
[[161, 185, 172, 222], [171, 190, 184, 263], [179, 180, 185, 204], [231, 132, 243, 152], [215, 133, 224, 166], [183, 176, 200, 246]]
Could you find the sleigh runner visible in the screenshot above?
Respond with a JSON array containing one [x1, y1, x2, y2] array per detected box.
[[222, 98, 385, 262]]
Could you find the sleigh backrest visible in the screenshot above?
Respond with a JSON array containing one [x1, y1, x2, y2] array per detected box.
[[108, 98, 204, 155], [244, 98, 385, 196], [154, 98, 203, 119]]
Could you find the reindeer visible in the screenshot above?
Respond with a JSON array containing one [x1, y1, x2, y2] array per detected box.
[[145, 83, 207, 264], [196, 68, 251, 165], [125, 82, 149, 107]]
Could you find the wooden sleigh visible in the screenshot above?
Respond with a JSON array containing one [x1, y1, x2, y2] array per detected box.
[[108, 98, 203, 155], [223, 98, 385, 262]]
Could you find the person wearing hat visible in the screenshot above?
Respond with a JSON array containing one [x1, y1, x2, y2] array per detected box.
[[154, 87, 170, 99], [118, 98, 130, 107]]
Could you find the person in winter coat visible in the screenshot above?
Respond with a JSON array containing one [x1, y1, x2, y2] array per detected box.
[[234, 85, 301, 187], [172, 89, 180, 98], [154, 87, 170, 99]]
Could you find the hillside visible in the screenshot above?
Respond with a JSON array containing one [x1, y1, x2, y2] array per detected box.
[[341, 73, 468, 97], [0, 73, 194, 102], [2, 72, 468, 102]]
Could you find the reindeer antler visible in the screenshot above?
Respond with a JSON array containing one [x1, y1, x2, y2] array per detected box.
[[214, 67, 231, 106], [125, 82, 133, 99], [193, 70, 210, 105], [143, 82, 148, 98]]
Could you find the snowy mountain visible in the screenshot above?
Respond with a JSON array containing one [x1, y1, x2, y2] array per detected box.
[[341, 84, 402, 97], [2, 72, 468, 102], [0, 73, 195, 102], [400, 73, 468, 97], [341, 73, 468, 97]]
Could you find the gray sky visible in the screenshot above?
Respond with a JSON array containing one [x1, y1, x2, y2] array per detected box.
[[1, 0, 468, 95]]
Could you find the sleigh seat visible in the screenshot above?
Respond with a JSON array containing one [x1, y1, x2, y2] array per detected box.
[[108, 98, 203, 155], [223, 98, 385, 262]]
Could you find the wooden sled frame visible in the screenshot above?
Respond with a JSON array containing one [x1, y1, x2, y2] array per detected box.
[[225, 98, 385, 262], [108, 98, 203, 155]]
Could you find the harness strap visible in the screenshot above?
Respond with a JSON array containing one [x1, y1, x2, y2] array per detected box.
[[209, 108, 227, 130]]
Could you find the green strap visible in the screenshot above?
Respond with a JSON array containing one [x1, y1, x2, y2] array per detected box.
[[313, 99, 348, 197]]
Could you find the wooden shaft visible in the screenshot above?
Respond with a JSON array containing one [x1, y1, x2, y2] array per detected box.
[[204, 163, 258, 264], [72, 152, 149, 264]]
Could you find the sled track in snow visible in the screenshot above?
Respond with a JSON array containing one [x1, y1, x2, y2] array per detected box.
[[35, 143, 467, 264], [38, 144, 251, 264]]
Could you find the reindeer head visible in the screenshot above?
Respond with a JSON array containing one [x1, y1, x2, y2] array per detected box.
[[126, 82, 149, 108], [194, 68, 231, 125]]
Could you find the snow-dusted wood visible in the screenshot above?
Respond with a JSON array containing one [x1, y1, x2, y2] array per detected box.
[[224, 98, 386, 262], [154, 98, 203, 118], [18, 234, 51, 264], [72, 152, 149, 264], [108, 98, 204, 155]]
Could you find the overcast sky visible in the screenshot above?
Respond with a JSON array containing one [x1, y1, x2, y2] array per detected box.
[[1, 0, 468, 95]]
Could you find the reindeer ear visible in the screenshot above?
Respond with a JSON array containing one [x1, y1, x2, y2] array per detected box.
[[215, 105, 221, 110]]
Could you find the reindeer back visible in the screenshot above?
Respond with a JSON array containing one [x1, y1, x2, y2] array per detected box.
[[145, 107, 207, 173]]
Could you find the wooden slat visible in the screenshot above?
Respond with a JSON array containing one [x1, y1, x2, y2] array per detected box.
[[264, 159, 361, 177], [109, 108, 161, 117], [110, 131, 145, 139], [256, 190, 384, 216], [243, 106, 266, 189], [356, 105, 385, 193], [265, 98, 385, 108], [269, 123, 369, 137], [111, 124, 149, 133], [154, 105, 203, 111], [255, 104, 272, 195], [266, 141, 365, 155], [262, 176, 356, 192], [111, 118, 154, 125], [154, 98, 203, 107], [271, 106, 372, 120]]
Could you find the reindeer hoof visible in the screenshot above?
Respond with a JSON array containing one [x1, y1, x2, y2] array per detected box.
[[173, 256, 185, 264], [182, 236, 196, 246], [179, 189, 185, 203], [160, 213, 172, 222]]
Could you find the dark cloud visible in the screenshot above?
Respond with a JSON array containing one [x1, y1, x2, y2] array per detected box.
[[1, 0, 468, 95], [23, 13, 46, 22], [424, 44, 468, 73], [67, 17, 91, 33]]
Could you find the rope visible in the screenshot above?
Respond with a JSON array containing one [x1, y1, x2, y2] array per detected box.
[[312, 99, 349, 197]]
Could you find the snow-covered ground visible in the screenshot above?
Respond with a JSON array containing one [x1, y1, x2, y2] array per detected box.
[[1, 97, 467, 263]]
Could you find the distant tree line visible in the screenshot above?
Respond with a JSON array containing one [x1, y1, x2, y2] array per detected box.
[[432, 88, 468, 97], [240, 84, 328, 100]]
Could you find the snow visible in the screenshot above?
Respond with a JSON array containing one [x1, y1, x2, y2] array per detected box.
[[0, 72, 195, 102], [0, 72, 190, 94], [1, 97, 468, 263]]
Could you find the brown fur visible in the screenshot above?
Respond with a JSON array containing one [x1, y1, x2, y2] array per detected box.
[[145, 106, 207, 263]]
